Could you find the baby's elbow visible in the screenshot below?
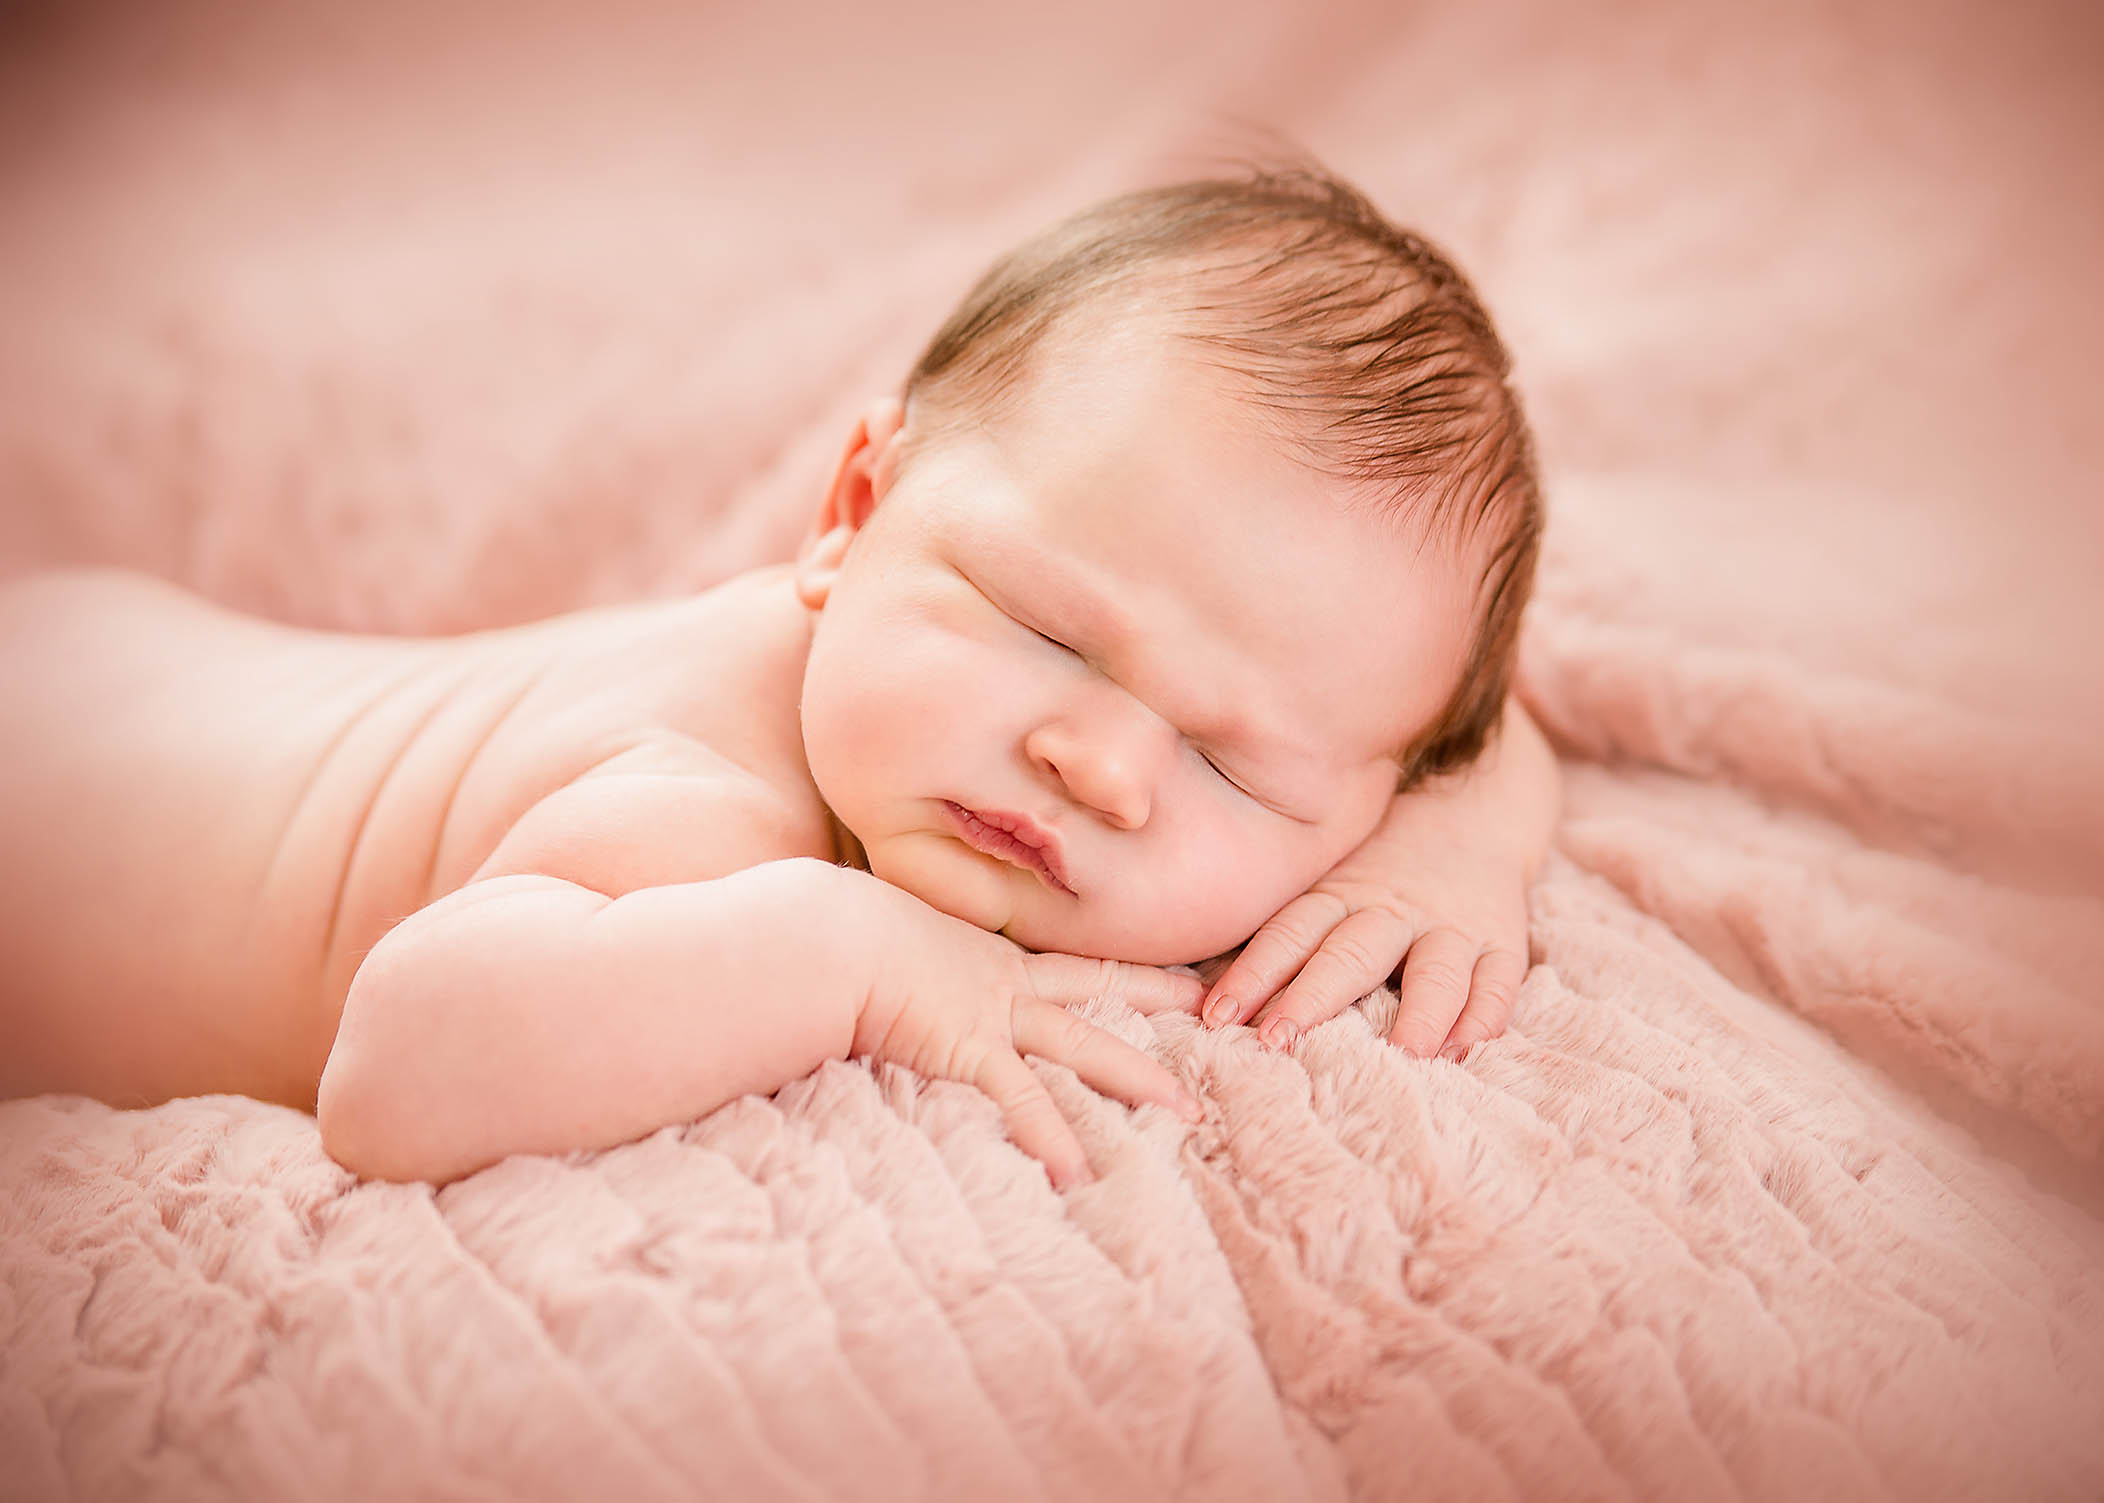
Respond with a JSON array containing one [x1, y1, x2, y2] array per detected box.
[[316, 1044, 390, 1180], [317, 947, 454, 1183], [316, 1022, 426, 1183]]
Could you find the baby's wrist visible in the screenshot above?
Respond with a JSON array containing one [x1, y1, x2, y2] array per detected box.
[[786, 858, 903, 1037]]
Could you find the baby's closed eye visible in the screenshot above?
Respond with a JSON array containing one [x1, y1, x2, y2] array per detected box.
[[1016, 615, 1264, 801], [1193, 746, 1249, 793], [1024, 622, 1079, 655], [972, 573, 1294, 814]]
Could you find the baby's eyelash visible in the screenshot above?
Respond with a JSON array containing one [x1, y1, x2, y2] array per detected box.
[[1029, 625, 1075, 653], [1198, 748, 1247, 793]]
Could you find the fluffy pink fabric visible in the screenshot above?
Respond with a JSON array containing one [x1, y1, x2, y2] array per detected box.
[[3, 1, 2100, 1498]]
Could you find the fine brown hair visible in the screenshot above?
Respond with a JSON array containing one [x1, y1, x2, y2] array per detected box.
[[903, 165, 1543, 787]]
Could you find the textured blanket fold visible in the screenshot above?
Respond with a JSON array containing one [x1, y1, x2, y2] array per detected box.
[[4, 1, 2101, 1498]]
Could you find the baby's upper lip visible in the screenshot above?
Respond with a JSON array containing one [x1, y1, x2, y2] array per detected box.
[[942, 801, 1075, 896]]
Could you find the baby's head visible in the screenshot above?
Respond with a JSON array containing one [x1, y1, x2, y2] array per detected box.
[[795, 165, 1541, 964]]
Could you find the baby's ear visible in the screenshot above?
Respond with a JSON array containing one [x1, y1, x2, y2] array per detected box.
[[795, 397, 906, 609]]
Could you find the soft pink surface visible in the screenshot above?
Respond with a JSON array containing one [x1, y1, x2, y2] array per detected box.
[[3, 2, 2102, 1499]]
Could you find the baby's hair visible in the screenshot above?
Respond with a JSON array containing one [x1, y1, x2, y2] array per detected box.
[[903, 164, 1543, 787]]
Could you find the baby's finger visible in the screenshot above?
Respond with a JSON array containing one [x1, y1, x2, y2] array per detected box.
[[973, 1047, 1096, 1190], [1387, 928, 1480, 1057], [1028, 952, 1207, 1017], [1200, 891, 1349, 1029], [1249, 906, 1415, 1053], [1440, 948, 1526, 1057], [1013, 998, 1204, 1123]]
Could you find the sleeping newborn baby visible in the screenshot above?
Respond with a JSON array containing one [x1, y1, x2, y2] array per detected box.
[[0, 166, 1559, 1188]]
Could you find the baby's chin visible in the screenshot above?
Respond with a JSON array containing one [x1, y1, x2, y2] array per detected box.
[[867, 831, 1255, 965], [998, 893, 1244, 968], [865, 838, 1022, 931]]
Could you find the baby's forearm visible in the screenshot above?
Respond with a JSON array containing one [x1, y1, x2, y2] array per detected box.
[[318, 858, 870, 1183]]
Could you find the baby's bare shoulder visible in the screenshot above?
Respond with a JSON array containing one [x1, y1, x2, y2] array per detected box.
[[474, 729, 830, 896], [461, 570, 832, 897]]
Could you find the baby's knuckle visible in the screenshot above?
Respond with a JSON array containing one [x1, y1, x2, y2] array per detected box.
[[946, 1037, 993, 1089], [1361, 892, 1421, 924], [1262, 916, 1327, 956], [1087, 957, 1131, 997], [1406, 959, 1469, 995], [1319, 933, 1384, 978], [1285, 892, 1352, 937], [1005, 1087, 1055, 1129], [1475, 968, 1519, 1005], [1274, 992, 1337, 1027], [1055, 1009, 1099, 1054], [1395, 1015, 1447, 1053]]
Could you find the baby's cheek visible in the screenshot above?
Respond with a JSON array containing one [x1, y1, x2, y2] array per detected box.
[[1084, 831, 1300, 964], [1172, 817, 1338, 945], [1177, 864, 1297, 954], [811, 637, 941, 760]]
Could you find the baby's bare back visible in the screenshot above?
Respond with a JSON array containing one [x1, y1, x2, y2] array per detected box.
[[0, 567, 818, 1111]]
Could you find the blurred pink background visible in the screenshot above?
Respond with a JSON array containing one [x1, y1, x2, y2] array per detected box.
[[2, 0, 2098, 664]]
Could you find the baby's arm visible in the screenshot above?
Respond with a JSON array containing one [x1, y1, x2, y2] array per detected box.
[[321, 788, 1201, 1185], [1198, 696, 1560, 1057], [320, 860, 865, 1183]]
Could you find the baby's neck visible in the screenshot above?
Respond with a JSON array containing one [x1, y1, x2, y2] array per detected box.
[[824, 807, 869, 872]]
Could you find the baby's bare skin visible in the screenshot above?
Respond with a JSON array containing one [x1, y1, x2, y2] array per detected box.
[[0, 336, 1555, 1189], [0, 564, 831, 1113]]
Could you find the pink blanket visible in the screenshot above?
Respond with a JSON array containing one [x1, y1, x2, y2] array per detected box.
[[4, 2, 2101, 1498]]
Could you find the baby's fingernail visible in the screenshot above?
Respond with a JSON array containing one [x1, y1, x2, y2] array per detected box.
[[1440, 1042, 1470, 1063], [1202, 994, 1233, 1027], [1261, 1019, 1298, 1051], [1176, 1090, 1204, 1122]]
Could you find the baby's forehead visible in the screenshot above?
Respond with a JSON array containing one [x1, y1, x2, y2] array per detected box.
[[914, 308, 1480, 582], [945, 293, 1489, 512], [913, 286, 1293, 432]]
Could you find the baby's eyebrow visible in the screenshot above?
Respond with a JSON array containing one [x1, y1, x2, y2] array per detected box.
[[1013, 572, 1197, 713], [1061, 599, 1267, 759], [987, 550, 1125, 657], [981, 544, 1282, 764], [1182, 698, 1260, 758]]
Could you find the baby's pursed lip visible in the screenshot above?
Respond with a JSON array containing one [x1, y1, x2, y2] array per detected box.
[[940, 800, 1075, 896]]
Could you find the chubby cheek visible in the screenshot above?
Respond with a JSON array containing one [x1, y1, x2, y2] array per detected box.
[[803, 641, 923, 821], [1012, 806, 1335, 966], [802, 609, 1027, 827]]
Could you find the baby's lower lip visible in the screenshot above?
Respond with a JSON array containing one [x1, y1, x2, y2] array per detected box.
[[940, 801, 1074, 896]]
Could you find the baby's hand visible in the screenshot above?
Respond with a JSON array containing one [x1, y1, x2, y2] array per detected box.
[[850, 879, 1206, 1190], [1198, 781, 1532, 1061]]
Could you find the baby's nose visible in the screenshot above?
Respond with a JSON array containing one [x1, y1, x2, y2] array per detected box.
[[1024, 698, 1174, 830]]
